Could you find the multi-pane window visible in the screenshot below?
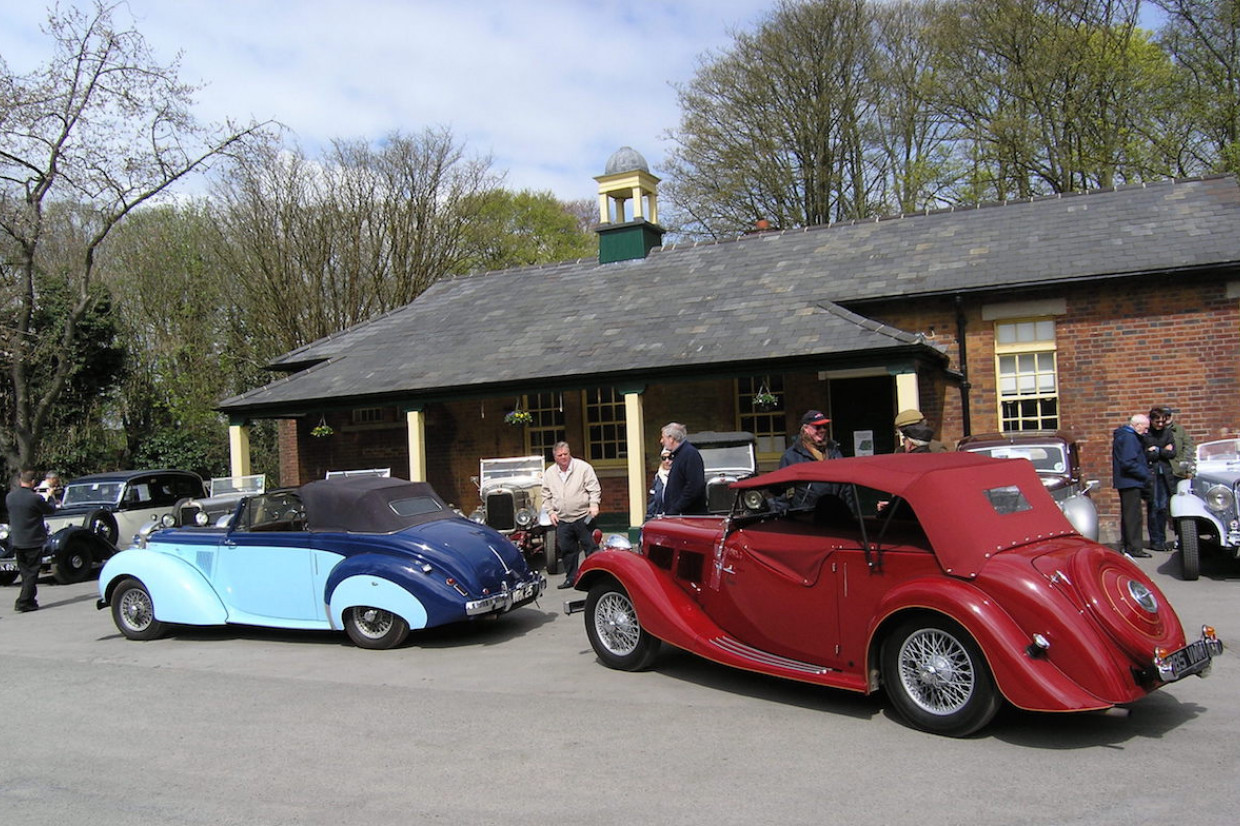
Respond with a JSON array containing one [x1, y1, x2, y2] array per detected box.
[[522, 392, 565, 462], [738, 375, 786, 455], [995, 319, 1059, 431], [585, 387, 627, 463], [351, 407, 385, 425]]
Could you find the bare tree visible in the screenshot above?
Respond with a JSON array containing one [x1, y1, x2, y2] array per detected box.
[[0, 1, 269, 474], [212, 128, 499, 355]]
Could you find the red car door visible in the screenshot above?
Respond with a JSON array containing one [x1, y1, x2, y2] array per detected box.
[[700, 513, 852, 667]]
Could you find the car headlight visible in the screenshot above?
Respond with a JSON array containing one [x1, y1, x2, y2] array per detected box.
[[0, 524, 9, 541], [161, 513, 177, 528], [602, 534, 634, 552], [515, 508, 535, 528], [469, 509, 485, 524], [741, 489, 767, 511], [1205, 484, 1234, 513], [194, 510, 210, 527]]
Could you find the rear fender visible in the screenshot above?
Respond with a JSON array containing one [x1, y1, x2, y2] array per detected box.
[[98, 550, 227, 626], [870, 578, 1114, 712], [329, 575, 429, 631]]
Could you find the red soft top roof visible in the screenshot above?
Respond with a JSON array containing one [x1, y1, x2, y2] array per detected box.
[[735, 453, 1077, 577]]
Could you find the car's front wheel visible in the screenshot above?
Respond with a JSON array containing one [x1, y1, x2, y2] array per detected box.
[[1178, 518, 1200, 581], [0, 570, 18, 587], [585, 581, 660, 671], [881, 615, 1000, 737], [111, 577, 166, 641], [52, 540, 93, 584], [543, 529, 561, 575], [344, 607, 410, 650]]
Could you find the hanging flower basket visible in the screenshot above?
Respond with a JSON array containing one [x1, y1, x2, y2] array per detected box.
[[311, 416, 334, 438], [753, 391, 779, 411], [505, 410, 533, 427]]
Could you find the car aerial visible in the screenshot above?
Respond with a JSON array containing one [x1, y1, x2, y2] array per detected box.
[[1, 469, 205, 586], [1171, 438, 1240, 581], [691, 431, 758, 514], [97, 476, 545, 649], [565, 453, 1222, 736], [468, 455, 559, 571], [957, 431, 1099, 540]]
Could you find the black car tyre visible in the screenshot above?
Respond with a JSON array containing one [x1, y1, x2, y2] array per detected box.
[[0, 571, 18, 587], [88, 510, 119, 546], [52, 540, 93, 584], [544, 530, 562, 575], [881, 615, 1000, 737], [344, 606, 410, 650], [585, 581, 661, 671], [1178, 518, 1200, 581], [111, 577, 167, 641]]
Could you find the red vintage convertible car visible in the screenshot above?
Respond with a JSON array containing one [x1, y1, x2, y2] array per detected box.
[[566, 453, 1222, 736]]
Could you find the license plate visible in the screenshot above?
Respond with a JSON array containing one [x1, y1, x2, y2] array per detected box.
[[1161, 638, 1217, 680]]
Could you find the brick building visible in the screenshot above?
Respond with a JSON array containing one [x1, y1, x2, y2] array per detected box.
[[219, 149, 1240, 540]]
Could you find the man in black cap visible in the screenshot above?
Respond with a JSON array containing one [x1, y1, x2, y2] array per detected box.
[[779, 410, 851, 509], [1144, 405, 1196, 551]]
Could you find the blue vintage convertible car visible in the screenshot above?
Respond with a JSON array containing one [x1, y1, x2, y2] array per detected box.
[[96, 476, 545, 649]]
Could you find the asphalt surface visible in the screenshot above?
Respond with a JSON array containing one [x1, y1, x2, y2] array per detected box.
[[2, 550, 1238, 826]]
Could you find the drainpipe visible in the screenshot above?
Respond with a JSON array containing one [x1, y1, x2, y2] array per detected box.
[[956, 294, 972, 436]]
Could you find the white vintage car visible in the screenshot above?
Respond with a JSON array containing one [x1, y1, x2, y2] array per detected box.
[[1171, 438, 1240, 580], [468, 456, 559, 572]]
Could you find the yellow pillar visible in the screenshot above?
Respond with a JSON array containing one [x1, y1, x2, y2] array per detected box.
[[895, 372, 921, 417], [406, 409, 426, 481], [228, 423, 252, 477], [623, 389, 647, 532]]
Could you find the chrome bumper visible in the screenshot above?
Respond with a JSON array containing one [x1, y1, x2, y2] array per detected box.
[[1154, 626, 1224, 682], [464, 575, 546, 616]]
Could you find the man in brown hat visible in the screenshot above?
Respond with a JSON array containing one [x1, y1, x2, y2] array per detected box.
[[894, 409, 949, 453]]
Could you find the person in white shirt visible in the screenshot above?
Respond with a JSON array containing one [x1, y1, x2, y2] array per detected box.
[[540, 442, 601, 588]]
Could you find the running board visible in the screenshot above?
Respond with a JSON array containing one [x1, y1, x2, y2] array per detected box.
[[710, 636, 838, 675]]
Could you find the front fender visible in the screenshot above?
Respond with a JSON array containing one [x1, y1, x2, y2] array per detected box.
[[870, 577, 1113, 712], [329, 575, 429, 630], [1169, 488, 1223, 529], [48, 525, 115, 561], [1058, 494, 1099, 540], [98, 549, 227, 626]]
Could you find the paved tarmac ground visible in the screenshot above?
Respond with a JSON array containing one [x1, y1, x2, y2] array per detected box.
[[2, 549, 1239, 826]]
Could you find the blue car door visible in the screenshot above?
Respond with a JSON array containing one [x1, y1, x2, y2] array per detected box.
[[210, 492, 328, 626]]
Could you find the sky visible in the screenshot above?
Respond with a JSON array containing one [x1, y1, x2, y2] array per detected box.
[[1, 0, 770, 203]]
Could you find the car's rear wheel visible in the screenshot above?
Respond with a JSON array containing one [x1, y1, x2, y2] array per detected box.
[[881, 615, 999, 737], [0, 570, 18, 587], [543, 529, 562, 575], [344, 606, 410, 650], [52, 540, 93, 584], [585, 581, 660, 671], [88, 510, 119, 547], [1178, 518, 1200, 581], [111, 577, 166, 641]]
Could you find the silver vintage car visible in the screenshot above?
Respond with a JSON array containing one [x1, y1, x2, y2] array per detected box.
[[1171, 438, 1240, 581], [469, 456, 559, 572]]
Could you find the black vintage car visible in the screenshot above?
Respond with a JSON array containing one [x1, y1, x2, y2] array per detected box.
[[1, 469, 205, 585]]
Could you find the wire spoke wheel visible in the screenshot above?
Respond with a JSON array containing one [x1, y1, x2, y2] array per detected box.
[[881, 616, 999, 736], [584, 582, 660, 670], [594, 590, 642, 656], [896, 628, 976, 715]]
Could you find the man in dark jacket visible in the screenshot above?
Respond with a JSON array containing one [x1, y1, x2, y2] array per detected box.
[[6, 469, 56, 612], [1143, 407, 1177, 551], [1112, 413, 1151, 558], [660, 423, 706, 515], [780, 410, 854, 509]]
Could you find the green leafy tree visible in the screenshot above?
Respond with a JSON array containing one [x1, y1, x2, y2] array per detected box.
[[466, 189, 598, 271]]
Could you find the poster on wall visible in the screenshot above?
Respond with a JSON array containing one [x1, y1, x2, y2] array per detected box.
[[854, 430, 874, 457]]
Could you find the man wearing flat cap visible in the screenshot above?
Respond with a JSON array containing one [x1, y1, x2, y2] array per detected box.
[[1143, 405, 1196, 551], [893, 409, 949, 453], [779, 410, 852, 509]]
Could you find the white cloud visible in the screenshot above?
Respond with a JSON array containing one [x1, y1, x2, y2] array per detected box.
[[1, 0, 768, 201]]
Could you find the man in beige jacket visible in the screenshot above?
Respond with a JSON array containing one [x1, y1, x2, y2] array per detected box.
[[541, 441, 602, 588]]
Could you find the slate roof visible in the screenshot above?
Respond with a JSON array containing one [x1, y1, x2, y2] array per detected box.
[[220, 175, 1240, 415]]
